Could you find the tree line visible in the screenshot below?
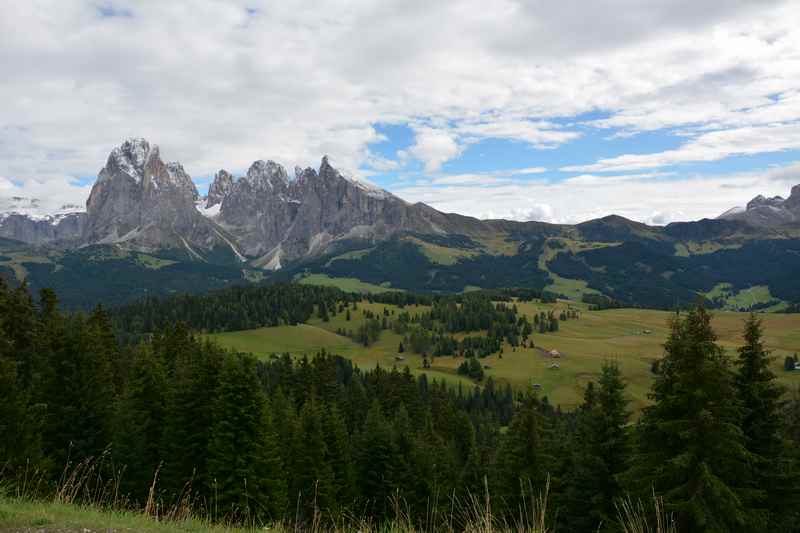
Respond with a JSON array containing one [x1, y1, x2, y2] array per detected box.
[[2, 278, 800, 531]]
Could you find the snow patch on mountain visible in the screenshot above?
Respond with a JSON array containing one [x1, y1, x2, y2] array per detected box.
[[195, 199, 221, 218], [0, 196, 86, 222]]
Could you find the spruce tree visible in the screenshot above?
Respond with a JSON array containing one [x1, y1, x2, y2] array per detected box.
[[113, 345, 167, 502], [627, 305, 751, 532], [565, 362, 630, 532], [40, 313, 115, 472], [0, 356, 44, 475], [735, 314, 793, 530], [494, 397, 549, 515], [290, 398, 335, 517], [160, 340, 223, 501], [356, 401, 398, 518], [207, 354, 286, 523], [322, 405, 355, 512]]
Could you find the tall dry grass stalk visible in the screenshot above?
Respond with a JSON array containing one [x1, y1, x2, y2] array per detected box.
[[616, 492, 676, 533], [5, 456, 682, 533], [54, 447, 123, 509]]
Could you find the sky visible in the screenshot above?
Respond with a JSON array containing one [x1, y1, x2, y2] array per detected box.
[[1, 0, 800, 224]]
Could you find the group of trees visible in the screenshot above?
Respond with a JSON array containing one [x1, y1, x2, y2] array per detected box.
[[113, 283, 356, 337], [393, 295, 545, 359], [457, 356, 486, 381], [3, 277, 800, 531]]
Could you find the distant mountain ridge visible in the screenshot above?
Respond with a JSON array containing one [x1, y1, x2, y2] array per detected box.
[[718, 185, 800, 227], [1, 138, 799, 310], [0, 138, 493, 267]]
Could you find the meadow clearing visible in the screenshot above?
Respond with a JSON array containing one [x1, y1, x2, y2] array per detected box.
[[208, 298, 800, 411]]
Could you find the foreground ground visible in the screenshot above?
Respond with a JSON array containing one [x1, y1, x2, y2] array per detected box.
[[207, 299, 800, 411], [0, 498, 247, 533]]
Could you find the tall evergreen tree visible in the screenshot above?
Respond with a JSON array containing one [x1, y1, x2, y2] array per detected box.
[[355, 401, 398, 518], [207, 354, 286, 522], [494, 397, 549, 515], [735, 314, 794, 530], [289, 398, 335, 517], [160, 339, 224, 501], [322, 405, 355, 512], [113, 345, 167, 502], [627, 305, 751, 532], [40, 312, 115, 472], [0, 356, 44, 475], [565, 362, 630, 532]]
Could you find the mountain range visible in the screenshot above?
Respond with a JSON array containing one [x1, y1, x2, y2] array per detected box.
[[1, 138, 799, 310]]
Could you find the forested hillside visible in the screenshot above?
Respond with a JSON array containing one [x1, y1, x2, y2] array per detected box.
[[2, 279, 800, 531]]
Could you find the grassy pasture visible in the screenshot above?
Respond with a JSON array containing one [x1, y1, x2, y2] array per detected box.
[[207, 297, 800, 412], [296, 273, 401, 293]]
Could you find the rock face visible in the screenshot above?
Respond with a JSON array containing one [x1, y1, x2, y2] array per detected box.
[[0, 197, 86, 244], [0, 138, 470, 267], [0, 212, 86, 244], [206, 170, 234, 208], [213, 155, 462, 267], [83, 138, 233, 256], [718, 185, 800, 227]]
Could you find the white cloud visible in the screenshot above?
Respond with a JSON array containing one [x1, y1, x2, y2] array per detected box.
[[427, 166, 550, 185], [395, 162, 800, 224], [454, 119, 581, 148], [562, 122, 800, 173], [0, 0, 799, 217], [502, 205, 556, 223], [406, 128, 462, 172], [761, 160, 800, 184], [514, 167, 548, 175]]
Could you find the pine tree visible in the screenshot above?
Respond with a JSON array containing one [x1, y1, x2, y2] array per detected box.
[[627, 305, 751, 532], [160, 340, 223, 501], [356, 401, 398, 518], [452, 410, 484, 497], [113, 345, 167, 502], [207, 354, 286, 522], [40, 312, 115, 472], [735, 314, 794, 530], [565, 362, 630, 532], [494, 398, 549, 515], [290, 398, 335, 517], [322, 405, 355, 512], [0, 356, 45, 475]]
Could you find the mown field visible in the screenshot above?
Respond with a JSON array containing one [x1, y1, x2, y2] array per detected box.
[[207, 299, 800, 411]]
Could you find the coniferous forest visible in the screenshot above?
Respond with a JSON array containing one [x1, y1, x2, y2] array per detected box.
[[2, 278, 800, 532]]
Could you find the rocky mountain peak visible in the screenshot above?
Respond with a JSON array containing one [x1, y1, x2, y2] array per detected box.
[[104, 137, 156, 183], [84, 139, 220, 251], [719, 183, 800, 227], [207, 169, 234, 207], [245, 160, 289, 191], [160, 161, 200, 201], [294, 166, 318, 185], [787, 184, 800, 208], [1, 138, 459, 266], [318, 155, 340, 179], [746, 194, 784, 210]]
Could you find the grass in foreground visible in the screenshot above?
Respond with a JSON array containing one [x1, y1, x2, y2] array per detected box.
[[0, 490, 675, 533], [0, 497, 247, 533]]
